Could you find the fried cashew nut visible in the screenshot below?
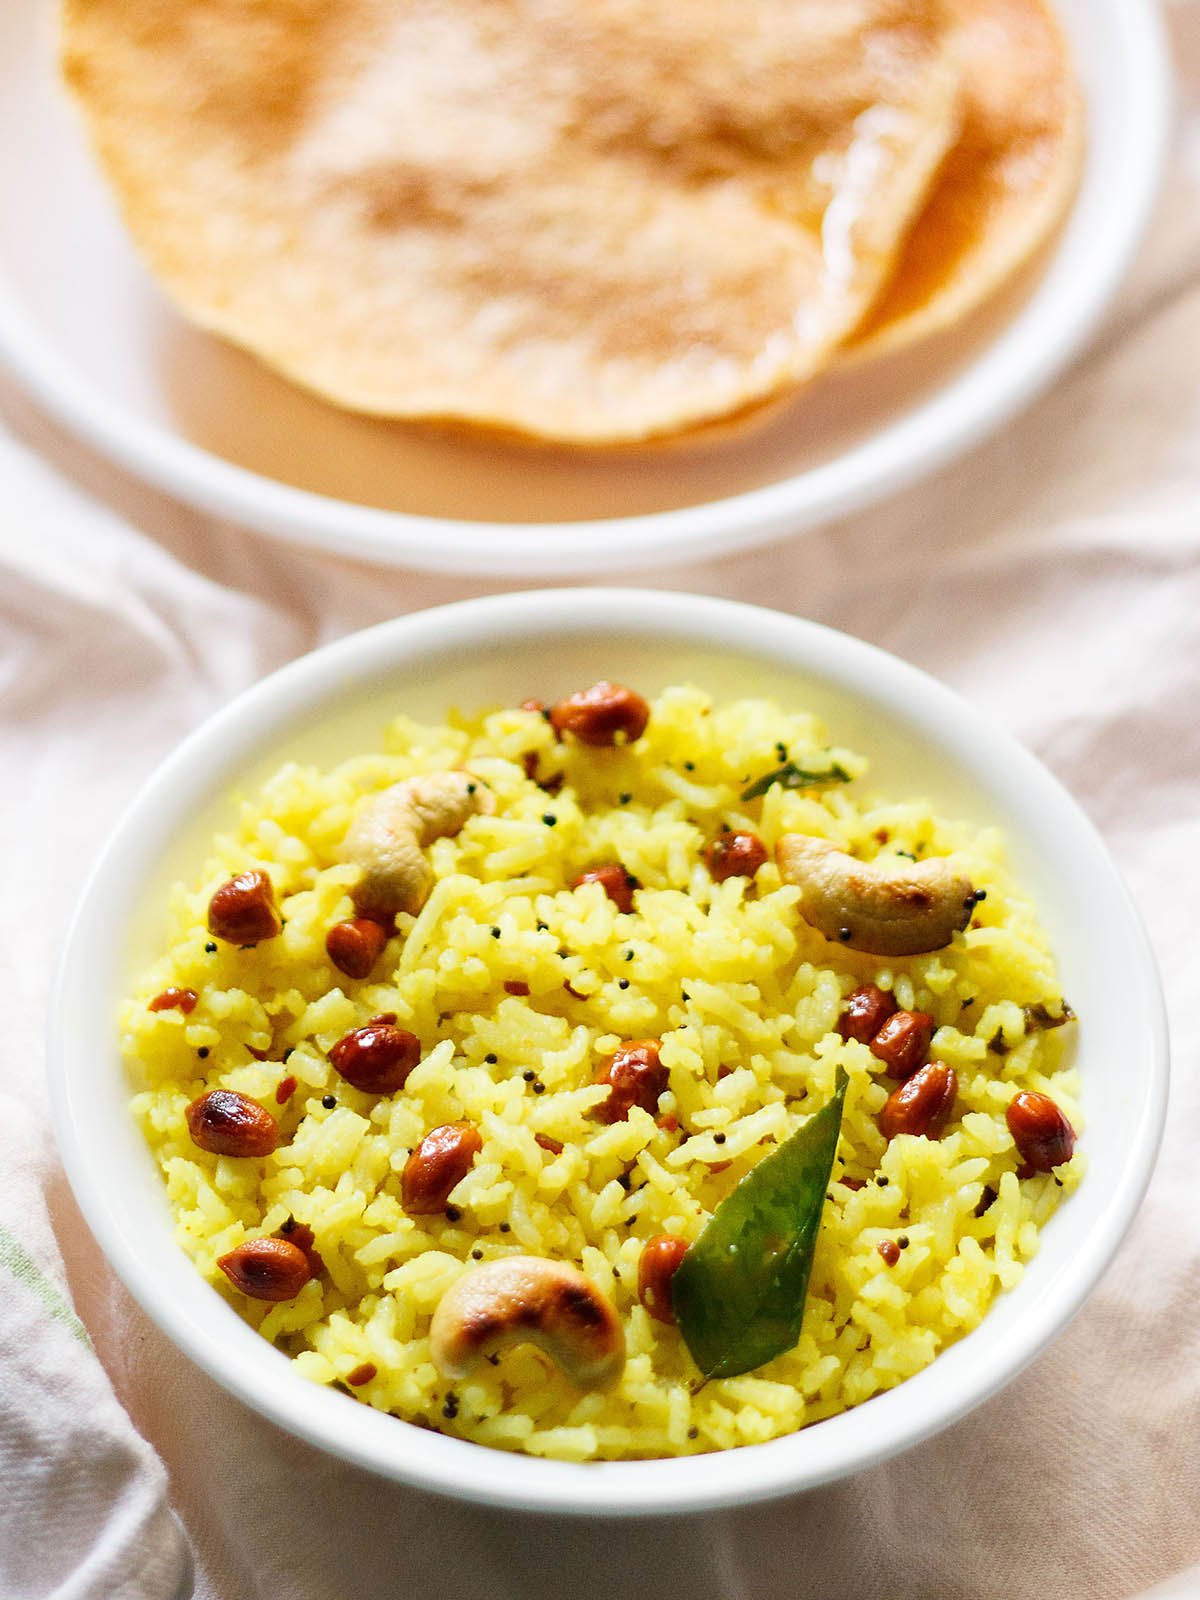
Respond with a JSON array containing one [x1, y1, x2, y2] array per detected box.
[[429, 1256, 626, 1388], [344, 771, 492, 918], [776, 834, 975, 957]]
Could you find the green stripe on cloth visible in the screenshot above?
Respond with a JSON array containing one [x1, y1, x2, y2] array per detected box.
[[0, 1224, 92, 1348]]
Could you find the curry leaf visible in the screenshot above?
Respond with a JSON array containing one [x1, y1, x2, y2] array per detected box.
[[740, 761, 852, 801], [671, 1069, 848, 1380]]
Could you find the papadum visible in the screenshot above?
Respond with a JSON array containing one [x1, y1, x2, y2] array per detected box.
[[62, 0, 961, 443], [850, 0, 1083, 355]]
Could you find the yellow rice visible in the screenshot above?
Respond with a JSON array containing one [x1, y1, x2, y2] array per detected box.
[[123, 686, 1081, 1460]]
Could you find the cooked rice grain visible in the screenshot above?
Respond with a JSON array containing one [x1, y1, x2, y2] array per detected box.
[[124, 687, 1081, 1458]]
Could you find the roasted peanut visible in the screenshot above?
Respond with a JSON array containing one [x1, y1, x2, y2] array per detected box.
[[1006, 1091, 1076, 1172], [593, 1039, 668, 1124], [504, 979, 531, 997], [704, 830, 768, 883], [637, 1235, 689, 1325], [148, 986, 198, 1014], [325, 917, 388, 979], [186, 1089, 279, 1157], [430, 1256, 625, 1387], [879, 1062, 957, 1141], [870, 1010, 935, 1078], [346, 1362, 377, 1387], [329, 1023, 420, 1095], [535, 1133, 564, 1156], [278, 1219, 325, 1277], [549, 682, 649, 746], [217, 1238, 311, 1301], [877, 1239, 901, 1267], [836, 984, 897, 1044], [207, 869, 282, 945], [402, 1122, 483, 1214], [571, 863, 639, 914]]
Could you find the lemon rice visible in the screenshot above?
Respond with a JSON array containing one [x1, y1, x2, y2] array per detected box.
[[124, 686, 1081, 1460]]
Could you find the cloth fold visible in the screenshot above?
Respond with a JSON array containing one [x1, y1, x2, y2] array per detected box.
[[0, 1100, 189, 1600]]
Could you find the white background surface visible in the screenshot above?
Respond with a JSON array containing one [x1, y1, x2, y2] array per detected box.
[[3, 1, 1200, 1595]]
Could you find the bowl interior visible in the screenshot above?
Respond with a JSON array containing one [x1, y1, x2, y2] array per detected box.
[[49, 593, 1167, 1513], [0, 0, 1168, 572]]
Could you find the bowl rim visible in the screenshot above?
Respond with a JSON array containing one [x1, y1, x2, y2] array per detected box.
[[0, 0, 1171, 576], [47, 589, 1169, 1514]]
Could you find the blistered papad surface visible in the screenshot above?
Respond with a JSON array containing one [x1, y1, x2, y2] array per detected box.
[[62, 0, 961, 442], [851, 0, 1082, 356]]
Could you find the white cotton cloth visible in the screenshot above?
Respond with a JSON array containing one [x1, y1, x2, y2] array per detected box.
[[4, 4, 1200, 1596], [0, 1107, 189, 1600]]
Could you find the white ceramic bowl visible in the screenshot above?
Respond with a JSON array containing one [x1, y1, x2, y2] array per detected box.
[[0, 0, 1170, 575], [48, 591, 1167, 1514]]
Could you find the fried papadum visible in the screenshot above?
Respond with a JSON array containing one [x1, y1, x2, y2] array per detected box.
[[851, 0, 1083, 355], [62, 0, 961, 443]]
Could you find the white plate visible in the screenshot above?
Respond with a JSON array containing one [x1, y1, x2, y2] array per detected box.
[[0, 0, 1169, 576]]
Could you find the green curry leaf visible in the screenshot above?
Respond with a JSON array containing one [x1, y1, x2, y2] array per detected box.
[[671, 1069, 848, 1380], [740, 761, 852, 801]]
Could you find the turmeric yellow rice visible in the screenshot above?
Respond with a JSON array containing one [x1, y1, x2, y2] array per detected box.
[[123, 684, 1081, 1460]]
